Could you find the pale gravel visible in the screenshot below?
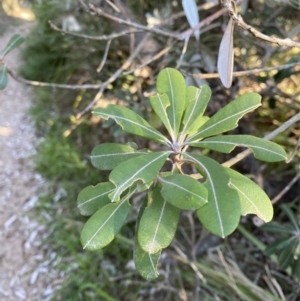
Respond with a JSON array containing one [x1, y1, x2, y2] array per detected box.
[[0, 22, 60, 300]]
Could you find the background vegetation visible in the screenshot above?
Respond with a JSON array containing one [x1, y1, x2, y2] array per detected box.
[[7, 0, 300, 299]]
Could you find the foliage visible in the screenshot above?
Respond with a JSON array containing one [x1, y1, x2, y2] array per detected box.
[[78, 68, 286, 279], [263, 204, 300, 281]]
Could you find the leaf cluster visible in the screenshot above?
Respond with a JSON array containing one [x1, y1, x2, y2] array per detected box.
[[77, 68, 287, 279]]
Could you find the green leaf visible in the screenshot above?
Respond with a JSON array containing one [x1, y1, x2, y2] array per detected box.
[[159, 174, 208, 210], [150, 93, 175, 141], [77, 182, 115, 216], [138, 188, 180, 254], [186, 93, 261, 142], [184, 153, 240, 238], [109, 151, 170, 202], [134, 239, 161, 280], [180, 85, 211, 137], [80, 192, 132, 250], [156, 68, 186, 136], [0, 64, 8, 90], [262, 222, 295, 234], [225, 167, 273, 222], [280, 204, 300, 231], [191, 135, 287, 162], [90, 143, 145, 170], [264, 237, 295, 255], [278, 240, 297, 270], [1, 34, 25, 58], [93, 105, 170, 144]]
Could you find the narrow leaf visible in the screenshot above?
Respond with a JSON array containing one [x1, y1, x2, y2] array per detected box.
[[0, 64, 8, 90], [181, 85, 211, 137], [138, 188, 180, 254], [93, 105, 170, 144], [182, 0, 200, 40], [150, 93, 175, 140], [192, 135, 287, 162], [91, 143, 145, 170], [225, 167, 273, 222], [1, 34, 25, 58], [159, 174, 208, 210], [81, 192, 131, 250], [109, 151, 170, 202], [265, 237, 295, 255], [156, 68, 186, 137], [186, 93, 261, 142], [278, 241, 297, 270], [217, 18, 234, 88], [280, 204, 300, 231], [184, 153, 240, 238], [77, 182, 115, 216], [262, 222, 295, 234]]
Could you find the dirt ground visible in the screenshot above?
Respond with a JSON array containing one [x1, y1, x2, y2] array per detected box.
[[0, 20, 56, 301]]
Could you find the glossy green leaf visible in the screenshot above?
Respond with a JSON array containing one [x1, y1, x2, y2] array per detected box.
[[159, 174, 208, 210], [80, 192, 131, 250], [91, 143, 145, 170], [1, 34, 25, 58], [0, 64, 8, 90], [138, 188, 180, 254], [150, 93, 175, 140], [180, 85, 211, 137], [93, 105, 170, 144], [156, 68, 186, 136], [191, 135, 287, 162], [109, 151, 170, 202], [186, 93, 261, 142], [77, 182, 115, 216], [225, 167, 273, 222], [184, 153, 240, 238]]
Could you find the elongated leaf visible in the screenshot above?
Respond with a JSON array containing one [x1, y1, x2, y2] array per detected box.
[[180, 85, 211, 137], [109, 151, 170, 202], [278, 240, 297, 270], [265, 237, 295, 255], [0, 64, 8, 90], [134, 198, 161, 280], [1, 34, 25, 58], [156, 68, 186, 137], [225, 167, 273, 222], [280, 204, 300, 231], [218, 18, 234, 88], [91, 143, 145, 170], [81, 192, 131, 250], [182, 0, 200, 40], [150, 93, 175, 140], [138, 188, 180, 254], [159, 174, 208, 210], [262, 222, 295, 234], [134, 238, 161, 280], [77, 182, 115, 216], [93, 105, 170, 144], [191, 135, 287, 162], [186, 93, 261, 142], [184, 153, 240, 238]]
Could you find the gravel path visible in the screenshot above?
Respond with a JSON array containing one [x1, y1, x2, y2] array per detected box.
[[0, 22, 55, 301]]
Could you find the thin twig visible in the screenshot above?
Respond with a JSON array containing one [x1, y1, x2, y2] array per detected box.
[[49, 20, 143, 41], [76, 33, 151, 119], [97, 40, 111, 73], [6, 66, 103, 89], [222, 0, 300, 48], [182, 61, 300, 79], [271, 172, 300, 204], [176, 36, 190, 69]]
